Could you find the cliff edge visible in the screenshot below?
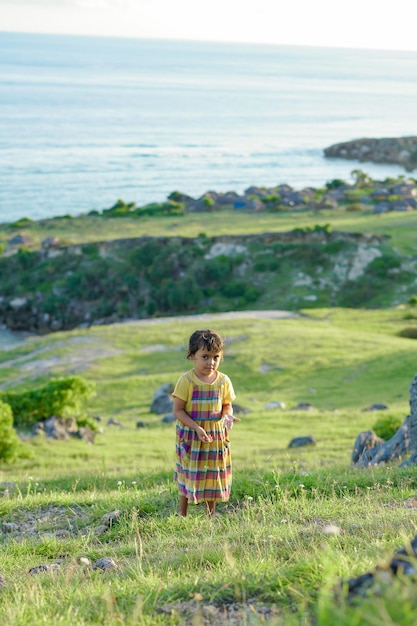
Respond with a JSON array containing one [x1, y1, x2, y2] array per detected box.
[[324, 137, 417, 171]]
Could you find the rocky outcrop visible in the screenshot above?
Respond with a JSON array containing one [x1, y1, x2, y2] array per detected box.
[[351, 372, 417, 467], [324, 136, 417, 171], [0, 228, 408, 334]]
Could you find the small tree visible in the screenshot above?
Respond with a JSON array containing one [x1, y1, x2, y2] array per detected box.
[[351, 169, 373, 188], [1, 376, 96, 429], [0, 400, 22, 461]]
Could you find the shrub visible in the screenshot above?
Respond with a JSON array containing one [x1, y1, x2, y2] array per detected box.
[[1, 376, 96, 429], [0, 400, 22, 461], [398, 327, 417, 339], [135, 201, 184, 216], [167, 191, 184, 202], [367, 253, 401, 278], [373, 414, 403, 440], [345, 203, 363, 212], [220, 281, 247, 298], [408, 295, 417, 306], [261, 194, 281, 204], [9, 217, 33, 228], [325, 178, 347, 189], [102, 199, 136, 216]]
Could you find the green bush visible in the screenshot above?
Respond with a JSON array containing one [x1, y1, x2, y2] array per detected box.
[[9, 217, 33, 228], [0, 400, 22, 461], [367, 253, 401, 278], [1, 376, 96, 429], [261, 194, 281, 204], [398, 327, 417, 339], [135, 201, 184, 216], [373, 414, 403, 440], [408, 295, 417, 306], [325, 178, 347, 189], [345, 203, 363, 212], [102, 199, 136, 216]]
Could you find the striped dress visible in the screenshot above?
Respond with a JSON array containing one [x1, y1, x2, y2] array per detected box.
[[173, 369, 236, 504]]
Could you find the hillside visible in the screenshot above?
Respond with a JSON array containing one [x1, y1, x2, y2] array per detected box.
[[1, 170, 417, 333]]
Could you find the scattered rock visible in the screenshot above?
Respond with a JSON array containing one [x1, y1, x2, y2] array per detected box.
[[2, 522, 19, 533], [32, 415, 78, 440], [362, 403, 388, 411], [162, 414, 176, 423], [107, 417, 123, 427], [73, 426, 96, 443], [8, 234, 33, 246], [28, 563, 60, 575], [93, 525, 109, 536], [136, 421, 146, 428], [351, 430, 384, 465], [100, 510, 121, 528], [344, 534, 417, 599], [41, 237, 61, 249], [288, 436, 316, 448], [151, 383, 174, 414], [92, 557, 119, 571], [264, 401, 286, 409], [8, 297, 28, 310], [291, 402, 313, 411]]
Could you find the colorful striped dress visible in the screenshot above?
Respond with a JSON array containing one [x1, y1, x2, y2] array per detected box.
[[173, 369, 236, 504]]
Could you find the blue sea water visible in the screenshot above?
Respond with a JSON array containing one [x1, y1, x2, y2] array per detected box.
[[1, 31, 417, 223]]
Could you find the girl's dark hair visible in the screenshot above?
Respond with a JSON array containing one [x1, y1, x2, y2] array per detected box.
[[187, 330, 224, 358]]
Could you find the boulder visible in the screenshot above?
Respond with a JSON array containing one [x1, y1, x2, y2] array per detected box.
[[362, 403, 388, 412], [151, 383, 174, 414], [42, 416, 77, 440], [290, 402, 313, 411], [344, 534, 417, 599], [288, 436, 316, 448]]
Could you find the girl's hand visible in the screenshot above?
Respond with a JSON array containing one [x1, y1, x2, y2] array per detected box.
[[196, 426, 213, 442], [223, 414, 241, 430]]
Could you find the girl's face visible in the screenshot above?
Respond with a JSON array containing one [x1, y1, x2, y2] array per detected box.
[[190, 347, 222, 381]]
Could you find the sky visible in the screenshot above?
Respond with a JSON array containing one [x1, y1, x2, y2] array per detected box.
[[2, 0, 417, 51]]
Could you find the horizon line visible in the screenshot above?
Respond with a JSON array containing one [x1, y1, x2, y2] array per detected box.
[[2, 29, 417, 55]]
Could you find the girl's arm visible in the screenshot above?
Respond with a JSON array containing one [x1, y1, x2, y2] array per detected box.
[[173, 397, 213, 442], [222, 402, 241, 430]]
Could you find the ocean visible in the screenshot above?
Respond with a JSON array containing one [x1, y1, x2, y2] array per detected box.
[[1, 31, 417, 223]]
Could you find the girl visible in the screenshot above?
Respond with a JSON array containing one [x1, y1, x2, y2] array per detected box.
[[173, 329, 240, 516]]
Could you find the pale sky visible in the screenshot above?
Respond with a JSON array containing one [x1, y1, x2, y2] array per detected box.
[[1, 0, 417, 51]]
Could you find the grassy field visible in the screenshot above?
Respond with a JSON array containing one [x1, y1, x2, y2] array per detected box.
[[2, 207, 417, 255], [1, 308, 417, 624]]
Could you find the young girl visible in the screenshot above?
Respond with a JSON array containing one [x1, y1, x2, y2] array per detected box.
[[173, 329, 240, 516]]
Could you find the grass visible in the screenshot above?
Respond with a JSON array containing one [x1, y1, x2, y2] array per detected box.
[[1, 207, 417, 255], [1, 308, 417, 624]]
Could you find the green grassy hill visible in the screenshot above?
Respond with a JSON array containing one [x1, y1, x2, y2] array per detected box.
[[1, 194, 417, 624], [1, 206, 417, 333]]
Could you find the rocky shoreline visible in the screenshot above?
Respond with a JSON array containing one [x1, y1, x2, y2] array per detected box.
[[324, 136, 417, 171]]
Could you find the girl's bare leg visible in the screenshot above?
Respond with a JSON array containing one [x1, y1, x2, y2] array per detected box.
[[206, 501, 216, 516], [179, 495, 188, 517]]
